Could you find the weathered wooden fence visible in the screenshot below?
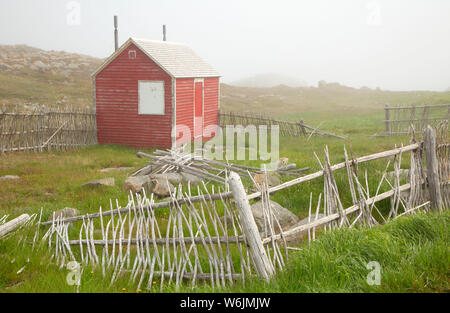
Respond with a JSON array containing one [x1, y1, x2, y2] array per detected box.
[[0, 106, 97, 153], [382, 103, 450, 136], [26, 124, 448, 291], [219, 110, 346, 139], [39, 176, 285, 290]]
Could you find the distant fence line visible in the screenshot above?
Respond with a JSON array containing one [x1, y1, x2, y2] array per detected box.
[[383, 103, 450, 136], [218, 110, 346, 139], [0, 106, 97, 153]]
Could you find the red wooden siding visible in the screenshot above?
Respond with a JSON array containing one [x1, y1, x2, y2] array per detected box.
[[194, 82, 203, 138], [175, 77, 219, 144], [175, 78, 194, 143], [203, 77, 220, 140], [95, 43, 173, 148]]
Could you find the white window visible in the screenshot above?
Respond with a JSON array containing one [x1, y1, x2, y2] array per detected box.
[[138, 81, 165, 115], [128, 50, 136, 59]]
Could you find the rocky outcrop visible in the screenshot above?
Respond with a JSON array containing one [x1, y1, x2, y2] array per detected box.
[[0, 44, 102, 78]]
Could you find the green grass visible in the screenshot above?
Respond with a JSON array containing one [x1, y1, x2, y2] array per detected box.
[[0, 135, 445, 293], [1, 210, 447, 292], [0, 145, 154, 219], [222, 211, 449, 293]]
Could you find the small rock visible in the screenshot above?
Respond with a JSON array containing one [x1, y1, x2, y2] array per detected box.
[[48, 207, 80, 221], [250, 200, 299, 236], [83, 177, 115, 187], [100, 167, 134, 173], [0, 175, 20, 181], [253, 172, 281, 189], [148, 177, 175, 198]]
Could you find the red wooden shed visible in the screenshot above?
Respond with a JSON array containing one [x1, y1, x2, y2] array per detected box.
[[92, 38, 220, 149]]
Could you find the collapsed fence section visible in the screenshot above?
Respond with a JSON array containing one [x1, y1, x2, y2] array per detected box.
[[0, 106, 97, 153], [219, 110, 346, 139], [382, 103, 450, 136]]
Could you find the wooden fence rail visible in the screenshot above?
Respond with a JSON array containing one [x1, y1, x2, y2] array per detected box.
[[382, 103, 450, 136], [219, 110, 346, 139], [0, 106, 97, 153]]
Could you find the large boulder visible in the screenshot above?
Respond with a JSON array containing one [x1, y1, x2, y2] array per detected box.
[[123, 175, 151, 193], [83, 177, 115, 187], [250, 200, 299, 236]]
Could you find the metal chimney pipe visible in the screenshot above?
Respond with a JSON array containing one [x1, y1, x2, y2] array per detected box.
[[163, 24, 166, 41], [114, 15, 119, 51]]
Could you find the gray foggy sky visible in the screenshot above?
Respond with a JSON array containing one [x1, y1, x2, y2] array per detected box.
[[0, 0, 449, 91]]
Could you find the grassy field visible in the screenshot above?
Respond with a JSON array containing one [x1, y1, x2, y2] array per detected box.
[[1, 82, 449, 293], [1, 206, 447, 293], [0, 132, 445, 293], [221, 83, 450, 134]]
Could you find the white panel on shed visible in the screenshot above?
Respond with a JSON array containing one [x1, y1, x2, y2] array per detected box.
[[138, 81, 165, 115]]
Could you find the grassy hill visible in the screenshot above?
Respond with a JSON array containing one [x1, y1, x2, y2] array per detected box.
[[0, 44, 102, 108]]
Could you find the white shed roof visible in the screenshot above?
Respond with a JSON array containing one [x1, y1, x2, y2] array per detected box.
[[92, 37, 220, 78]]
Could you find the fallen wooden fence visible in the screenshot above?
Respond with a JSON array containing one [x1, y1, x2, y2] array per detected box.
[[0, 106, 97, 153]]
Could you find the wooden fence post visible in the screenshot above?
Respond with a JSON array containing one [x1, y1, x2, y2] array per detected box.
[[385, 104, 390, 134], [228, 171, 274, 280], [424, 125, 443, 211]]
